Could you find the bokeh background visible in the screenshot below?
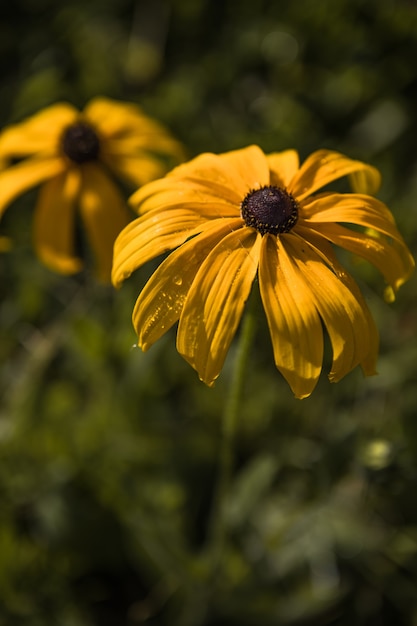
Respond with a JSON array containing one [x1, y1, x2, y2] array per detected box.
[[1, 0, 417, 624]]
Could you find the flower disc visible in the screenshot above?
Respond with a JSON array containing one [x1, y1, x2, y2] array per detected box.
[[241, 185, 298, 235], [62, 122, 100, 163]]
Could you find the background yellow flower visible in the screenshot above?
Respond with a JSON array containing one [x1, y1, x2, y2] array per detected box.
[[0, 97, 185, 281]]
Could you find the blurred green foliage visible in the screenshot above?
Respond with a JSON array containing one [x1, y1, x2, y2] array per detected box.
[[1, 0, 417, 624]]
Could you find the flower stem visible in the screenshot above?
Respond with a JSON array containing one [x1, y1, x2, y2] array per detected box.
[[208, 289, 258, 572]]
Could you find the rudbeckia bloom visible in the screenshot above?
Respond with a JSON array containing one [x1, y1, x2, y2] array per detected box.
[[0, 97, 184, 281], [112, 146, 414, 398]]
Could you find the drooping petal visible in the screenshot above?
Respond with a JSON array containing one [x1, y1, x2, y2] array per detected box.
[[349, 169, 381, 195], [285, 233, 378, 381], [133, 220, 239, 350], [0, 157, 66, 218], [78, 163, 131, 282], [289, 150, 381, 202], [33, 170, 83, 274], [302, 222, 414, 293], [284, 226, 379, 376], [259, 234, 323, 399], [267, 150, 300, 188], [0, 104, 78, 159], [299, 192, 415, 291], [177, 228, 262, 386], [112, 209, 243, 287]]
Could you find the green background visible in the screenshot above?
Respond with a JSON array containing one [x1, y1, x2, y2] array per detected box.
[[1, 0, 417, 624]]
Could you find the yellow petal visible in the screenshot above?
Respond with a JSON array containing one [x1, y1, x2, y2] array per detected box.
[[290, 150, 381, 202], [112, 207, 243, 287], [78, 163, 131, 282], [259, 234, 323, 399], [267, 150, 300, 187], [33, 170, 83, 275], [299, 193, 414, 291], [286, 225, 379, 375], [83, 97, 146, 135], [130, 175, 241, 215], [302, 193, 397, 234], [216, 145, 270, 195], [303, 222, 414, 293], [349, 169, 380, 195], [133, 220, 238, 350], [286, 232, 379, 379], [177, 228, 261, 386], [129, 146, 269, 217], [83, 97, 184, 158], [0, 157, 66, 218], [0, 104, 77, 158]]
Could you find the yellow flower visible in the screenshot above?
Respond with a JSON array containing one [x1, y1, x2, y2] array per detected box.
[[0, 97, 184, 281], [112, 146, 414, 398]]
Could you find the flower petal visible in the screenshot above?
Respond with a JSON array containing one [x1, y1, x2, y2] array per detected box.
[[136, 145, 269, 209], [112, 208, 243, 287], [299, 193, 415, 291], [302, 193, 397, 234], [133, 220, 238, 350], [285, 233, 378, 381], [83, 97, 148, 134], [129, 146, 270, 218], [130, 175, 240, 216], [0, 157, 66, 218], [216, 145, 270, 194], [83, 96, 184, 158], [301, 222, 414, 293], [259, 234, 323, 399], [0, 104, 77, 158], [33, 170, 83, 274], [348, 170, 381, 195], [290, 150, 381, 201], [177, 228, 261, 386], [83, 97, 160, 136], [78, 163, 131, 282], [267, 150, 300, 187], [283, 226, 379, 376]]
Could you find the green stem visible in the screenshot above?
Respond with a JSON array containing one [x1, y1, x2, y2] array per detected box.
[[208, 289, 258, 571]]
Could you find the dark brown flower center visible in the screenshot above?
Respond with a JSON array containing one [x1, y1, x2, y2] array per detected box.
[[61, 122, 100, 163], [241, 185, 299, 235]]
